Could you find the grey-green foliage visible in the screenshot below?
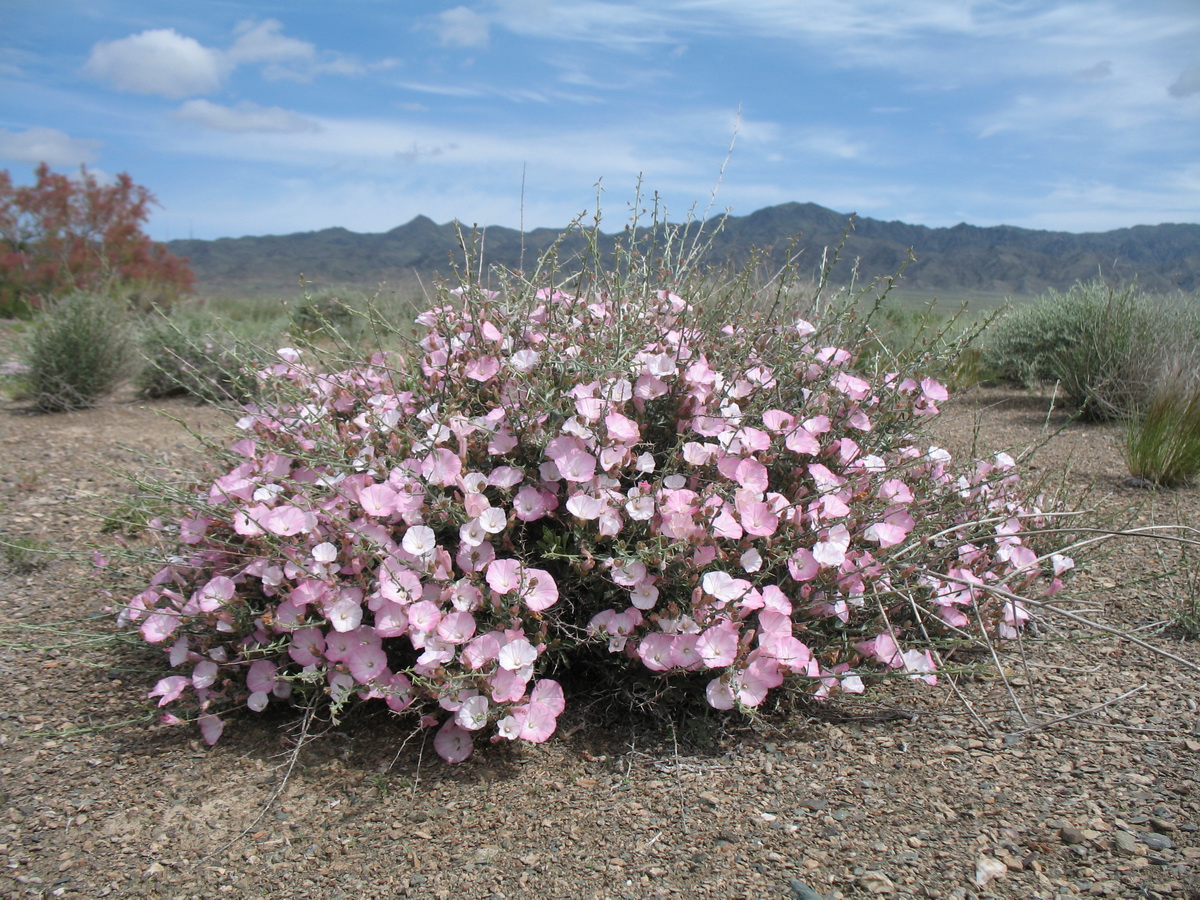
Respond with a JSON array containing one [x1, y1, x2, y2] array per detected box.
[[287, 293, 367, 344], [983, 281, 1200, 421], [23, 292, 133, 412], [135, 309, 263, 404]]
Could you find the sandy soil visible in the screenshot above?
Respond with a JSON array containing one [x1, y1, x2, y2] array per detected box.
[[1, 387, 1198, 900]]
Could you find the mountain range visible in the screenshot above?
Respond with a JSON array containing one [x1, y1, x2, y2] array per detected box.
[[165, 202, 1200, 300]]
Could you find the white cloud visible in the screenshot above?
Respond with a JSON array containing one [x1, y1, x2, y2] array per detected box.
[[173, 100, 321, 134], [796, 130, 866, 160], [436, 7, 491, 48], [0, 127, 101, 167], [84, 28, 225, 98], [228, 19, 314, 65]]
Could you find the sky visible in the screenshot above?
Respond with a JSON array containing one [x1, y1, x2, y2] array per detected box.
[[2, 0, 1198, 242]]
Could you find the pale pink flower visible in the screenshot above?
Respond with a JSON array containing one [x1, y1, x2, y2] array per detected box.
[[702, 570, 752, 603], [696, 621, 739, 667], [407, 599, 443, 633], [556, 447, 597, 483], [199, 713, 225, 746], [486, 558, 521, 595], [705, 677, 736, 710], [421, 448, 462, 486], [437, 611, 477, 644], [149, 675, 188, 706], [478, 506, 507, 534], [359, 483, 399, 516], [459, 517, 487, 547], [455, 539, 495, 574], [325, 596, 363, 632], [509, 348, 540, 372], [638, 632, 675, 671], [513, 485, 551, 521], [462, 633, 501, 669], [611, 559, 647, 587], [496, 711, 525, 740], [141, 611, 178, 643], [518, 567, 559, 611], [488, 668, 529, 703], [566, 493, 603, 520], [629, 581, 659, 610], [192, 660, 218, 690], [346, 643, 389, 683], [813, 525, 851, 568], [498, 637, 538, 671], [864, 521, 908, 547], [465, 356, 501, 382], [739, 500, 779, 537], [456, 695, 490, 731], [518, 702, 558, 743], [433, 720, 474, 763], [402, 524, 437, 557], [784, 426, 819, 455], [289, 627, 326, 665], [262, 505, 312, 536], [787, 548, 819, 582]]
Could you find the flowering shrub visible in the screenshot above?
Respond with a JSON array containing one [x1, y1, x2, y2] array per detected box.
[[119, 261, 1072, 762]]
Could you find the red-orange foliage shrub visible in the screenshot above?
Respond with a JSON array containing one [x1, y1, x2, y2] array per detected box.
[[0, 163, 194, 316]]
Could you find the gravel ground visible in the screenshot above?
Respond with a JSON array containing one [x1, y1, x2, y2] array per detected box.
[[1, 387, 1198, 900]]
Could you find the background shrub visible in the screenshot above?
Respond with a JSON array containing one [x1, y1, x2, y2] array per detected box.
[[983, 280, 1200, 421], [136, 310, 261, 404], [23, 292, 132, 411]]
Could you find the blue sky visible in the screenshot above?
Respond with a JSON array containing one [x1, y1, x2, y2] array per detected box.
[[2, 1, 1198, 242]]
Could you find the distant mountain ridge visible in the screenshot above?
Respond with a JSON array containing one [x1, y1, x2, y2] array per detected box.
[[166, 202, 1200, 298]]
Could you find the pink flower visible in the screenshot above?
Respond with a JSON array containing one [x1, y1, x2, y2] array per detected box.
[[701, 571, 751, 604], [199, 713, 225, 746], [864, 521, 908, 547], [696, 621, 739, 667], [149, 675, 188, 707], [705, 677, 736, 710], [513, 485, 551, 521], [788, 548, 819, 582], [565, 493, 603, 520], [262, 505, 312, 536], [402, 524, 437, 557], [433, 720, 474, 763], [465, 356, 501, 382], [421, 448, 462, 486], [462, 633, 501, 669], [456, 695, 490, 730], [518, 567, 559, 612], [556, 447, 598, 483], [517, 702, 558, 743], [813, 524, 851, 568], [739, 500, 779, 537], [604, 410, 640, 443], [486, 558, 522, 595], [733, 458, 769, 492], [529, 679, 566, 716], [637, 632, 675, 671], [498, 637, 538, 671], [436, 611, 477, 644], [141, 611, 178, 643], [488, 668, 528, 703], [346, 643, 389, 683], [359, 483, 399, 517]]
